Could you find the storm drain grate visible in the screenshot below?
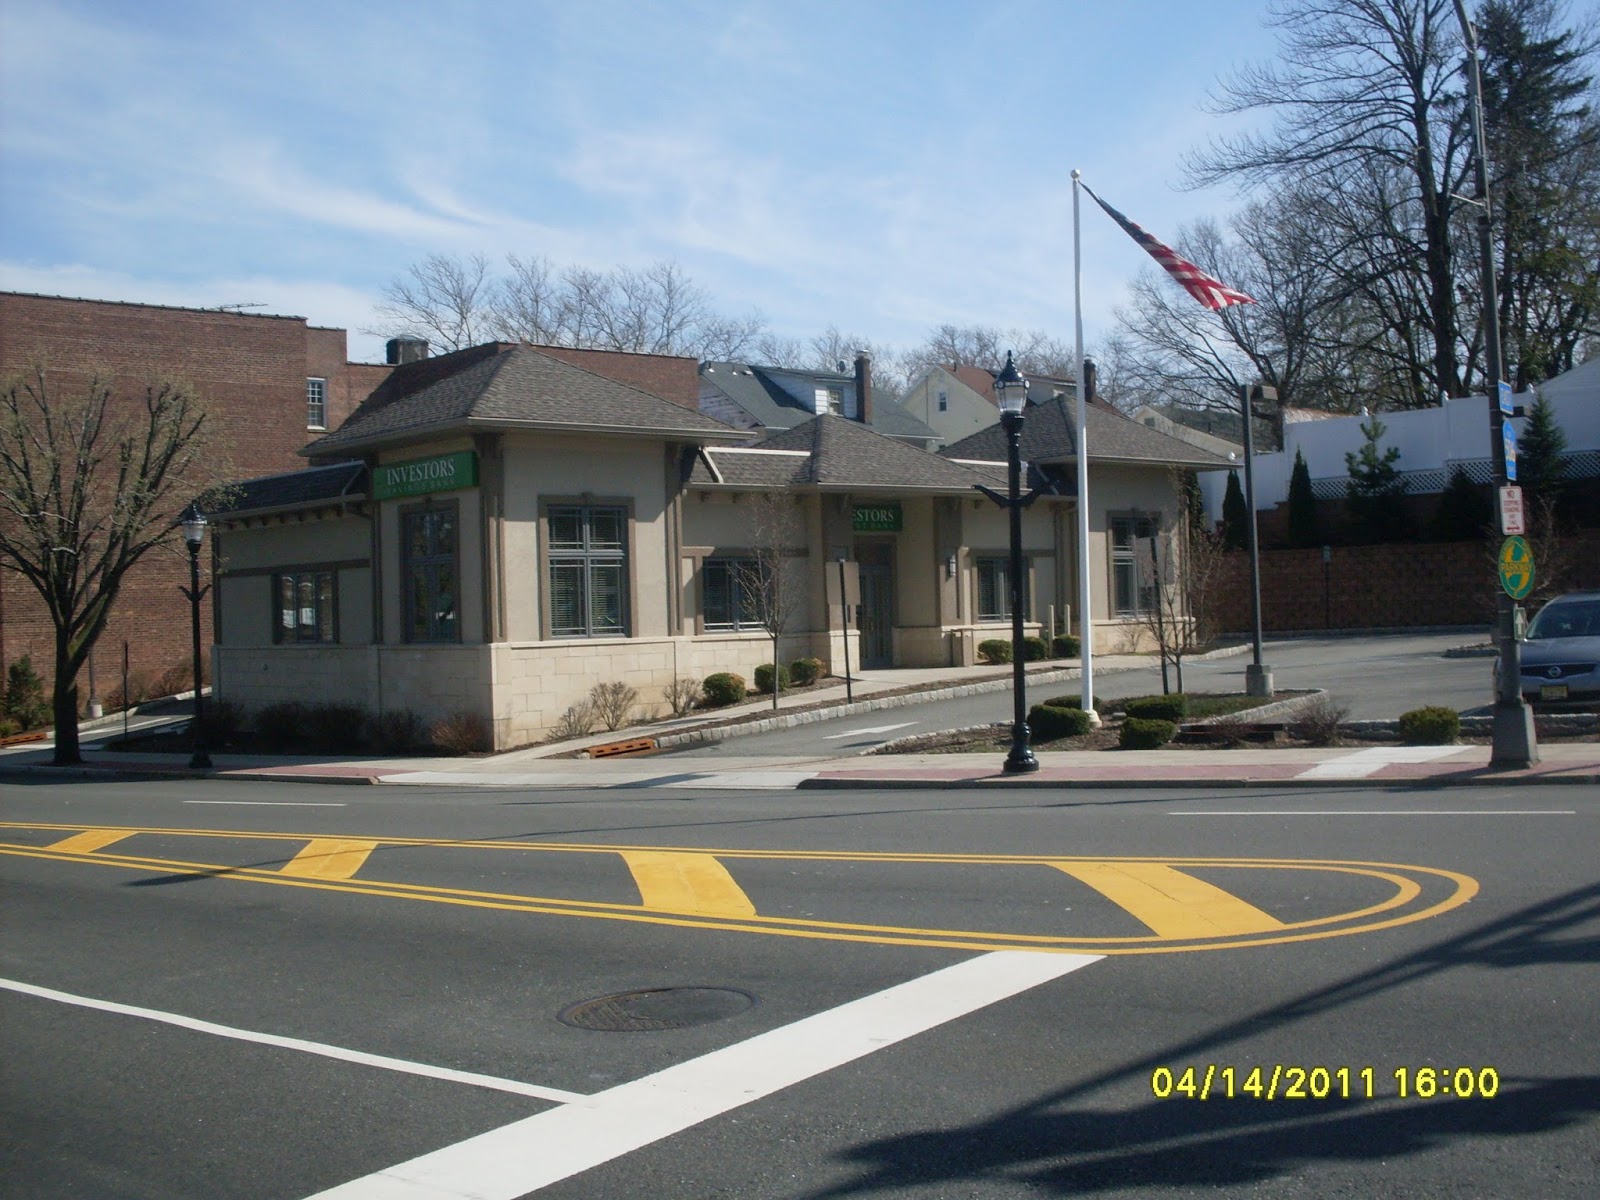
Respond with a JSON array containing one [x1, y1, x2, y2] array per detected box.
[[558, 987, 757, 1032]]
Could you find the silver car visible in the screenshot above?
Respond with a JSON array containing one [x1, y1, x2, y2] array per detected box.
[[1518, 590, 1600, 707]]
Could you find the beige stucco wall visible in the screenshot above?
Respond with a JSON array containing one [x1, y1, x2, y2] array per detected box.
[[214, 514, 373, 647]]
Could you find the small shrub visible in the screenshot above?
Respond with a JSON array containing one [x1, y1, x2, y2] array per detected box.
[[430, 710, 493, 754], [155, 662, 197, 698], [4, 655, 50, 730], [549, 700, 598, 740], [1029, 703, 1094, 741], [1123, 694, 1187, 722], [789, 656, 825, 686], [663, 677, 703, 717], [304, 703, 368, 753], [702, 672, 746, 708], [977, 639, 1012, 664], [1201, 713, 1256, 748], [1288, 694, 1349, 747], [589, 681, 639, 731], [371, 709, 425, 753], [1022, 635, 1048, 662], [254, 701, 309, 752], [197, 699, 246, 747], [105, 668, 158, 713], [1051, 634, 1081, 659], [1120, 716, 1177, 749], [754, 662, 791, 694], [0, 714, 22, 738], [1398, 705, 1459, 745], [1042, 693, 1091, 710]]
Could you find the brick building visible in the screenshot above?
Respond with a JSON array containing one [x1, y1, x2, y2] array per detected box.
[[0, 292, 391, 703]]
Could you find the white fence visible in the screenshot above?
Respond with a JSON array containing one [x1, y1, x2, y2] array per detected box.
[[1200, 356, 1600, 515]]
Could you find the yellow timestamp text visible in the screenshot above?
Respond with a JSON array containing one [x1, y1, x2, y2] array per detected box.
[[1150, 1065, 1501, 1101]]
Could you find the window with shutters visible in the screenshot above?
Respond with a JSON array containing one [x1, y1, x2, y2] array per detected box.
[[547, 505, 628, 637]]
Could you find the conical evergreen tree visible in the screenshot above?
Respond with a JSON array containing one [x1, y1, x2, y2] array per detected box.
[[1221, 470, 1249, 550], [1517, 392, 1567, 508], [1345, 416, 1408, 542], [1429, 464, 1493, 541], [1286, 448, 1320, 547]]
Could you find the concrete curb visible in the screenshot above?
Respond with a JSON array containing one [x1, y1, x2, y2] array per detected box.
[[795, 770, 1600, 791]]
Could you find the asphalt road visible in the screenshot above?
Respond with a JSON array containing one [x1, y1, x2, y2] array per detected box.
[[670, 632, 1497, 758], [3, 775, 1596, 1198]]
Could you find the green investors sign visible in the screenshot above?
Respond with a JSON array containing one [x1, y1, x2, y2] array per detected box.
[[373, 452, 478, 501], [852, 503, 903, 533]]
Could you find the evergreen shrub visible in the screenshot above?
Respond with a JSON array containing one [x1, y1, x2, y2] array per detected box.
[[1051, 634, 1081, 658], [1120, 717, 1177, 749], [1398, 706, 1459, 745], [1123, 694, 1188, 722], [754, 662, 790, 694], [789, 656, 825, 686], [977, 639, 1012, 664], [1028, 703, 1094, 741], [701, 672, 747, 708]]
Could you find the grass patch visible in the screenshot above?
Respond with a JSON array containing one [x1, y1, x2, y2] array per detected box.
[[1182, 693, 1277, 719]]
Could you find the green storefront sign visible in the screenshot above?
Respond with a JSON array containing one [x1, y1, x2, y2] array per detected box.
[[373, 451, 478, 501], [852, 503, 903, 533]]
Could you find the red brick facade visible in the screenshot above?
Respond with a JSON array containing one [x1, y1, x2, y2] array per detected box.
[[0, 292, 391, 702]]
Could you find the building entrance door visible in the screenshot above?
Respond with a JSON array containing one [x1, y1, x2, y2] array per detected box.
[[856, 543, 895, 668]]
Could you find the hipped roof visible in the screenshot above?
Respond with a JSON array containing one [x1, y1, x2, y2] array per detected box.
[[941, 396, 1234, 470]]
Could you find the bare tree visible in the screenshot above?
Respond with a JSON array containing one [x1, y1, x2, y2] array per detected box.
[[1136, 487, 1234, 694], [0, 368, 223, 764], [732, 493, 806, 711], [373, 253, 495, 353], [902, 324, 1075, 380]]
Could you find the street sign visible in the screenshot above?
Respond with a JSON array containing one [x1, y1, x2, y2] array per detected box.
[[1498, 535, 1534, 600], [1502, 420, 1518, 482], [1497, 380, 1514, 416], [1499, 485, 1525, 536]]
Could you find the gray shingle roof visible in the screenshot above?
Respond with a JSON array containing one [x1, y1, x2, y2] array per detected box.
[[307, 344, 741, 456], [214, 461, 367, 518], [700, 362, 941, 444], [690, 414, 1002, 492], [941, 397, 1233, 469]]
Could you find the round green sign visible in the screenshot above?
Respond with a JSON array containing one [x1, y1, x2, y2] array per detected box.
[[1498, 535, 1534, 599]]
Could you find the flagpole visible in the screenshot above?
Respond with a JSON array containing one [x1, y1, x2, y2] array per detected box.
[[1071, 169, 1096, 721]]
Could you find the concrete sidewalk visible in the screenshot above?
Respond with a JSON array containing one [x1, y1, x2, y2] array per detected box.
[[2, 645, 1595, 790]]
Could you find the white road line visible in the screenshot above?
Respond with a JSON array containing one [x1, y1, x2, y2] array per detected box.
[[303, 950, 1101, 1200], [1170, 810, 1576, 816], [1296, 746, 1468, 779], [0, 978, 583, 1105], [183, 800, 348, 807]]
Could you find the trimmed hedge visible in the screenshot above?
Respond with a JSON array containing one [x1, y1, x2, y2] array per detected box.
[[1398, 705, 1459, 745], [1051, 634, 1081, 659], [1029, 703, 1094, 741], [1119, 716, 1177, 749], [977, 639, 1012, 664], [1123, 694, 1188, 722], [1022, 635, 1049, 662], [701, 672, 747, 708], [1042, 693, 1092, 710], [754, 662, 790, 695], [789, 656, 825, 686]]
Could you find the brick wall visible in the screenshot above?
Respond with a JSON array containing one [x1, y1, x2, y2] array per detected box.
[[538, 344, 700, 409], [0, 293, 382, 701], [1212, 532, 1600, 633]]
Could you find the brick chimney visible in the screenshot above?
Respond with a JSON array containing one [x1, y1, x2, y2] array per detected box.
[[853, 351, 873, 426], [386, 337, 430, 365], [1083, 357, 1098, 404]]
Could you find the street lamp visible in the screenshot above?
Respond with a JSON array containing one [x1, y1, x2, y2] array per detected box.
[[1240, 381, 1276, 697], [977, 352, 1041, 774], [179, 504, 212, 769]]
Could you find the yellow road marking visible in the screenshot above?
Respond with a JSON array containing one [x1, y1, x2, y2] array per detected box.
[[282, 839, 378, 881], [618, 851, 756, 917], [46, 829, 136, 854], [1051, 861, 1287, 938]]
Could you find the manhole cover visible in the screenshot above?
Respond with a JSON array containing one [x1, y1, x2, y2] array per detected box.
[[558, 987, 757, 1032]]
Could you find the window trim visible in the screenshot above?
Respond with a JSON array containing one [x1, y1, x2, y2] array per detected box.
[[400, 500, 461, 644], [1110, 512, 1162, 618], [974, 555, 1031, 623], [539, 499, 634, 639], [306, 377, 328, 430], [700, 555, 767, 633], [272, 568, 338, 643]]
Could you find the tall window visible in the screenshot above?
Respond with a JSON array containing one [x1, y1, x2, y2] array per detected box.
[[548, 505, 628, 637], [403, 507, 458, 642], [976, 557, 1030, 623], [306, 378, 327, 429], [937, 389, 948, 412], [274, 570, 336, 642], [702, 558, 764, 631], [1112, 515, 1161, 616]]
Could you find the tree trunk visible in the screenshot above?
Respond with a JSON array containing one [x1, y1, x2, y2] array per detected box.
[[51, 636, 82, 765]]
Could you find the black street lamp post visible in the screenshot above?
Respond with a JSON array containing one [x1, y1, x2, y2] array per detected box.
[[180, 505, 212, 769], [1240, 381, 1276, 697], [977, 352, 1043, 774]]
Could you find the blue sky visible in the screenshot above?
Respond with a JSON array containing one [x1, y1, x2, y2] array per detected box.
[[1, 0, 1281, 364]]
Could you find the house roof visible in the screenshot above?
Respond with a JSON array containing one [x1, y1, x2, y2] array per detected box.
[[690, 414, 1003, 492], [213, 460, 368, 519], [699, 362, 942, 444], [941, 396, 1234, 469], [306, 343, 742, 457]]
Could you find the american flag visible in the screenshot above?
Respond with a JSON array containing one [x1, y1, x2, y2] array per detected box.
[[1084, 185, 1256, 311]]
